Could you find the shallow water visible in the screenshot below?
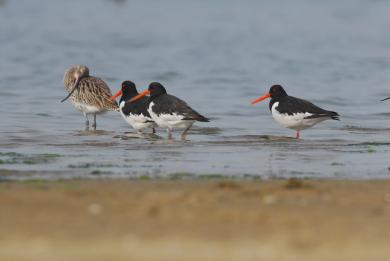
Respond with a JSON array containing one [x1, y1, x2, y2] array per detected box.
[[0, 0, 390, 180]]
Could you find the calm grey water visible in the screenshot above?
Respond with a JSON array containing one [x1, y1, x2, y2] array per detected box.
[[1, 0, 390, 180]]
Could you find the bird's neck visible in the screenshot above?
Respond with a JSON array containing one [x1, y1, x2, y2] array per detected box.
[[269, 96, 285, 111], [149, 93, 164, 102], [120, 92, 139, 103]]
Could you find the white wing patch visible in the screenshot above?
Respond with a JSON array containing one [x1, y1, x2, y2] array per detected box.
[[120, 101, 155, 131], [271, 102, 329, 131], [148, 102, 194, 130]]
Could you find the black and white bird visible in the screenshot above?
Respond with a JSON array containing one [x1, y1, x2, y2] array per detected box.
[[251, 85, 339, 139], [381, 96, 390, 101], [110, 81, 156, 134], [129, 82, 209, 140]]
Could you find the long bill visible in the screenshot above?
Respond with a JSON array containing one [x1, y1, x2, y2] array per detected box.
[[381, 97, 390, 101], [126, 90, 150, 104], [110, 89, 122, 101], [61, 76, 83, 103], [251, 92, 271, 105]]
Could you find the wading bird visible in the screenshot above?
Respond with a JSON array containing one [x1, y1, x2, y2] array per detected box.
[[110, 81, 156, 134], [62, 65, 118, 130], [251, 85, 339, 139], [129, 82, 209, 140]]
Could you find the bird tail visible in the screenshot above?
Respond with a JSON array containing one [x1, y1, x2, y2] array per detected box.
[[186, 113, 210, 122], [328, 111, 340, 121], [106, 100, 120, 112], [304, 111, 340, 121], [197, 115, 210, 122]]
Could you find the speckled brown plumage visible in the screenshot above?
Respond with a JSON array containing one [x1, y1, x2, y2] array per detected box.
[[62, 65, 119, 130], [63, 65, 118, 112]]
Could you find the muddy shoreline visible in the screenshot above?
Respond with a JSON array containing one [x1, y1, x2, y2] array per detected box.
[[1, 179, 390, 260]]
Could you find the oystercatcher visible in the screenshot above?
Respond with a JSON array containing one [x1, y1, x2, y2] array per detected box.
[[110, 81, 156, 134], [129, 82, 209, 140], [62, 65, 118, 130], [251, 85, 339, 139]]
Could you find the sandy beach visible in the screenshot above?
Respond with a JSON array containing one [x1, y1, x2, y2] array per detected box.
[[0, 179, 390, 260], [1, 1, 390, 260]]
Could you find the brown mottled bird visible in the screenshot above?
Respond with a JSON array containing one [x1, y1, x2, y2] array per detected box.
[[61, 65, 118, 130]]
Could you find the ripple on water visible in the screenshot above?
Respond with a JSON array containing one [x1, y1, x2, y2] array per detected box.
[[1, 0, 390, 179], [113, 133, 162, 140], [341, 125, 390, 132], [73, 130, 115, 136]]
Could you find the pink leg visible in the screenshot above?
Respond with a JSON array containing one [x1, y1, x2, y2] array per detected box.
[[295, 131, 300, 139], [167, 129, 173, 140], [181, 125, 192, 141]]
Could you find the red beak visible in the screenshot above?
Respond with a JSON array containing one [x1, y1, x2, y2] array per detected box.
[[127, 89, 151, 103], [110, 89, 122, 101], [251, 92, 271, 105]]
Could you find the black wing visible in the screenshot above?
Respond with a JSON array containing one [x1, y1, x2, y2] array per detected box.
[[121, 96, 152, 119], [152, 94, 210, 122], [273, 96, 339, 120]]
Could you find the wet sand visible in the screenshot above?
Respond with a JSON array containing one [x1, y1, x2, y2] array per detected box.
[[1, 179, 390, 260]]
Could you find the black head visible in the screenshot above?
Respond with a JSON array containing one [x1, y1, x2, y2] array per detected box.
[[122, 81, 137, 94], [251, 84, 289, 105], [148, 82, 167, 99], [269, 85, 288, 99], [119, 81, 138, 102]]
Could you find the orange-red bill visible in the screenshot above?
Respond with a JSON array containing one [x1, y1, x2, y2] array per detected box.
[[251, 92, 271, 105], [128, 89, 151, 103], [110, 89, 122, 101]]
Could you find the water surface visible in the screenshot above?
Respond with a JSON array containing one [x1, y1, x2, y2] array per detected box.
[[1, 0, 390, 180]]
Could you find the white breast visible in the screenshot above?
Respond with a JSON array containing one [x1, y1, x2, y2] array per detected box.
[[271, 102, 327, 131], [120, 101, 154, 131], [71, 100, 102, 114], [148, 102, 194, 130]]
